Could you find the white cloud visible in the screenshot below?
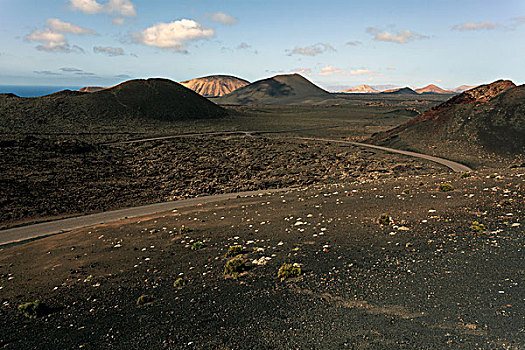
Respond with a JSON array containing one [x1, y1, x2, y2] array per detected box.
[[208, 12, 237, 25], [287, 43, 335, 56], [318, 65, 343, 76], [348, 69, 375, 76], [69, 0, 103, 14], [292, 68, 312, 76], [345, 40, 362, 46], [46, 18, 97, 34], [366, 27, 428, 43], [134, 19, 214, 51], [69, 0, 136, 17], [93, 46, 125, 56], [26, 18, 95, 53], [452, 21, 500, 31]]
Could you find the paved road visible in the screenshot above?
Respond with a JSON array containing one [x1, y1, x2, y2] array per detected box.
[[106, 125, 343, 145], [0, 189, 286, 246], [295, 137, 472, 173], [1, 131, 471, 246]]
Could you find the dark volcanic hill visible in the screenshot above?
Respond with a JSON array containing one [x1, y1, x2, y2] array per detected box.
[[216, 73, 331, 105], [415, 84, 452, 94], [0, 78, 227, 133], [381, 87, 418, 95], [369, 80, 524, 155], [180, 75, 249, 97]]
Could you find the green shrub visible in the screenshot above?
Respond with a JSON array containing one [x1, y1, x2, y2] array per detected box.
[[136, 294, 154, 306], [191, 241, 204, 250], [377, 213, 392, 226], [439, 183, 454, 192], [224, 257, 246, 276], [461, 172, 472, 178], [278, 263, 302, 279], [18, 300, 50, 319], [179, 225, 189, 234], [173, 278, 186, 288], [225, 245, 243, 257], [470, 221, 485, 232]]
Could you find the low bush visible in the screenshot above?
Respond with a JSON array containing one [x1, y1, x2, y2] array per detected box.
[[470, 221, 485, 232], [173, 278, 186, 288], [439, 183, 454, 192], [224, 257, 246, 276], [225, 245, 243, 257], [278, 263, 302, 279], [377, 213, 392, 226], [18, 300, 50, 319], [191, 241, 204, 250], [136, 294, 154, 306]]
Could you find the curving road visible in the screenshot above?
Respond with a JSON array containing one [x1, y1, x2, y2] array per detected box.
[[1, 131, 471, 246], [294, 137, 473, 173], [0, 189, 286, 246]]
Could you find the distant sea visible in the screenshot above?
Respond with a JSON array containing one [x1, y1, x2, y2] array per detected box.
[[0, 85, 81, 97]]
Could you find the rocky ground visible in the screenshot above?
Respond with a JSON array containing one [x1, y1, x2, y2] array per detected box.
[[0, 167, 523, 349], [0, 135, 444, 228]]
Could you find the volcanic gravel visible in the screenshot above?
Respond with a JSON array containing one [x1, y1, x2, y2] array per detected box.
[[0, 135, 444, 227], [0, 168, 523, 349]]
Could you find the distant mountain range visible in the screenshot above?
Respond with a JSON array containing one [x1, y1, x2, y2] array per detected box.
[[340, 84, 379, 93], [216, 73, 332, 105], [381, 87, 419, 95], [179, 75, 250, 97], [369, 80, 524, 154], [340, 83, 478, 95]]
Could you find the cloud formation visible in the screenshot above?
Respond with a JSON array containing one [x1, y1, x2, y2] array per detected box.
[[345, 41, 362, 46], [34, 70, 61, 75], [452, 21, 499, 31], [60, 67, 83, 72], [366, 27, 428, 43], [46, 18, 97, 34], [347, 69, 375, 76], [318, 65, 343, 76], [134, 19, 214, 52], [69, 0, 136, 17], [207, 12, 237, 25], [93, 46, 125, 56], [287, 43, 335, 56], [26, 18, 95, 52]]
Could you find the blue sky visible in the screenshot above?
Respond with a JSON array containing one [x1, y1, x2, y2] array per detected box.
[[0, 0, 524, 90]]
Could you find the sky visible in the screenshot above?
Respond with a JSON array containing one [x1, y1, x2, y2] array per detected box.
[[0, 0, 524, 90]]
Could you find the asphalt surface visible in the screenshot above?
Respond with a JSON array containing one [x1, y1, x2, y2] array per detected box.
[[1, 132, 471, 246], [295, 137, 473, 172], [0, 189, 285, 246]]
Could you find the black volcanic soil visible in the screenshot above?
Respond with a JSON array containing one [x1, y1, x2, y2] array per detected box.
[[0, 135, 444, 228], [369, 81, 525, 167], [0, 168, 523, 349], [0, 79, 227, 134]]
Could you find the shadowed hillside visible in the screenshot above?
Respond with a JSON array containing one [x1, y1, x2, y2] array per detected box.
[[381, 87, 418, 95], [369, 80, 524, 158], [0, 78, 227, 133], [180, 75, 249, 97], [217, 73, 333, 105]]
